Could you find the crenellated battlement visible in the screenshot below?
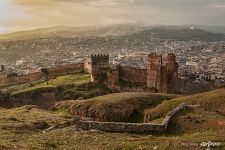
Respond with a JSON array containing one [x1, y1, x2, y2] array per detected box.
[[91, 54, 109, 64]]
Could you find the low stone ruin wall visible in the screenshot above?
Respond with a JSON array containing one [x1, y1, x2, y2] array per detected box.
[[78, 102, 188, 134], [79, 121, 165, 134], [161, 102, 188, 128]]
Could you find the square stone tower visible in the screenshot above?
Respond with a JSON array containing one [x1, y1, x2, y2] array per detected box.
[[166, 53, 179, 92], [147, 53, 167, 92], [90, 54, 110, 82], [147, 52, 178, 93]]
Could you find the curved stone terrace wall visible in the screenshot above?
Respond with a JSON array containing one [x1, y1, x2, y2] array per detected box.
[[78, 102, 188, 134]]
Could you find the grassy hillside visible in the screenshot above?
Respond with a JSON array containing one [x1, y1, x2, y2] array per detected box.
[[0, 25, 148, 41], [0, 73, 111, 108], [144, 88, 225, 122], [0, 89, 225, 149], [134, 26, 225, 41], [1, 25, 224, 41], [52, 92, 178, 122], [0, 100, 225, 149], [193, 25, 225, 34], [10, 73, 90, 95]]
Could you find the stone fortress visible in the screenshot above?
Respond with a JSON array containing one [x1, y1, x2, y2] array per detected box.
[[85, 52, 211, 94], [0, 52, 214, 133], [0, 52, 211, 95]]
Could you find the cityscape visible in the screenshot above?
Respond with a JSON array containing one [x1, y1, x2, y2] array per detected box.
[[1, 32, 225, 86]]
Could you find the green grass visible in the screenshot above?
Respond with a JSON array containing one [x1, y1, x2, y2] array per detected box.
[[52, 92, 178, 122], [5, 73, 111, 108], [144, 88, 225, 123], [0, 90, 225, 149], [12, 73, 90, 94], [76, 92, 177, 104]]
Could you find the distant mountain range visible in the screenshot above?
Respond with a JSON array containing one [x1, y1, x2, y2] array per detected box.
[[0, 25, 150, 40], [0, 25, 225, 41], [133, 26, 225, 41]]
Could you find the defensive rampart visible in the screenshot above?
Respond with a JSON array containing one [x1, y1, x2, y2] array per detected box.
[[0, 63, 84, 86], [119, 65, 147, 83]]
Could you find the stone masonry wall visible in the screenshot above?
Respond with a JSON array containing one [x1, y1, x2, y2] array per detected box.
[[119, 65, 147, 83], [79, 121, 165, 134], [0, 63, 84, 86], [48, 63, 84, 77], [78, 102, 188, 134]]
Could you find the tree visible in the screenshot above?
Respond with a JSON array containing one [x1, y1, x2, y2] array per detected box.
[[41, 68, 49, 85]]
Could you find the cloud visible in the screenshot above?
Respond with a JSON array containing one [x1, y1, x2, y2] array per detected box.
[[11, 0, 140, 29], [1, 0, 225, 32]]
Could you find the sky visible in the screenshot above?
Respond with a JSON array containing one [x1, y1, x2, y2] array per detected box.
[[0, 0, 225, 33]]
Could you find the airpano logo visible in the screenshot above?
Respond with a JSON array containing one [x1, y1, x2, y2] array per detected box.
[[200, 141, 222, 149]]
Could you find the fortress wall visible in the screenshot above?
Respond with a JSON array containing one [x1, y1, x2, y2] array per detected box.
[[79, 103, 188, 134], [0, 63, 84, 86], [107, 69, 119, 84], [0, 72, 43, 86], [119, 66, 147, 83], [48, 63, 84, 77]]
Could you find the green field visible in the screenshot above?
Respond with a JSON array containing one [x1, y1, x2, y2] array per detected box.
[[144, 88, 225, 122], [11, 73, 90, 94]]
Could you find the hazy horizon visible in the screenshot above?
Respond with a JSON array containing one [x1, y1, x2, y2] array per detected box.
[[1, 0, 225, 33]]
